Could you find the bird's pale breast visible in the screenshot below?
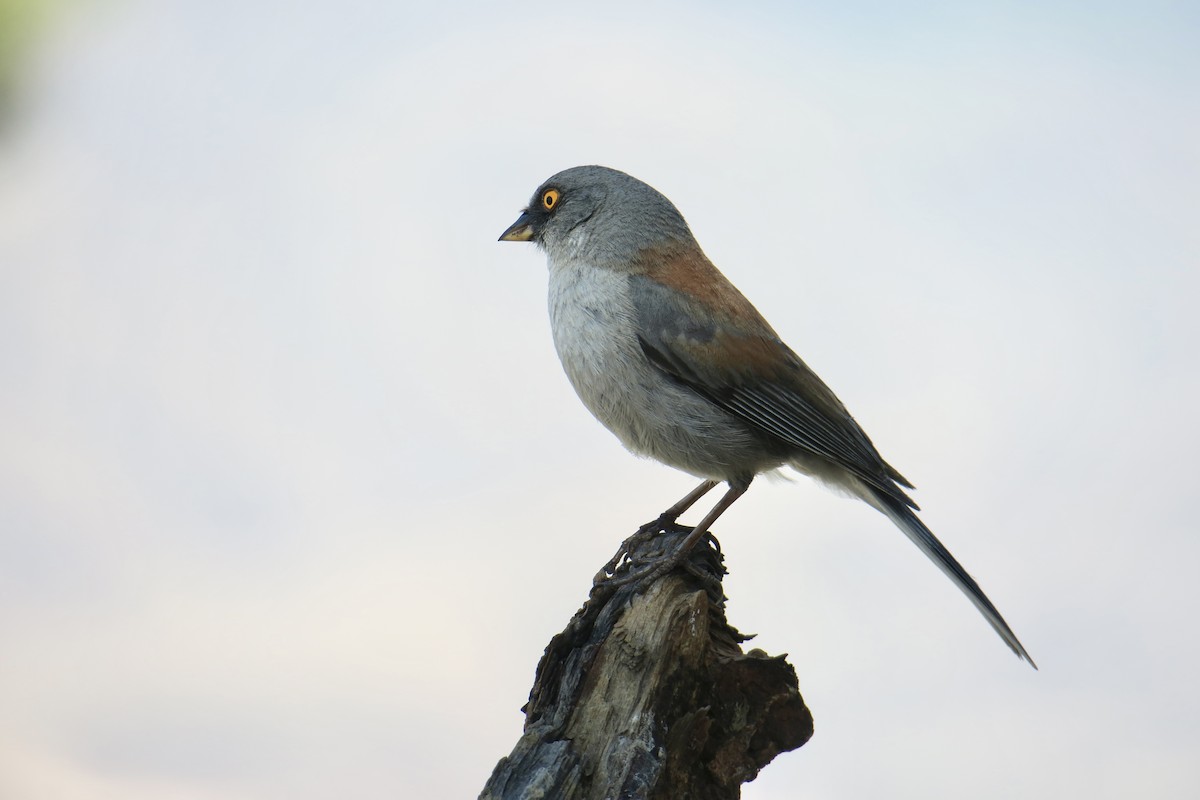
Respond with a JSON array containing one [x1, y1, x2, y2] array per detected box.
[[546, 255, 782, 482]]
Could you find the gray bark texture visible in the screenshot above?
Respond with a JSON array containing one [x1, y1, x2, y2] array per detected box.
[[480, 523, 813, 800]]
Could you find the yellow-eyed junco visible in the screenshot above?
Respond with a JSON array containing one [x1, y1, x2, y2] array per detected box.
[[500, 165, 1034, 668]]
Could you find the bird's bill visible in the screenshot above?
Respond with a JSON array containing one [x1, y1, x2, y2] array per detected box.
[[498, 212, 535, 242]]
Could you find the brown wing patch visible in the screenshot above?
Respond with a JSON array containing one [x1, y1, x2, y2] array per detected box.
[[692, 328, 795, 385], [628, 244, 913, 503], [630, 242, 778, 334]]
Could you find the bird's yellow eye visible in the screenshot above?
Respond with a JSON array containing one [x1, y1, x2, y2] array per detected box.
[[541, 189, 560, 210]]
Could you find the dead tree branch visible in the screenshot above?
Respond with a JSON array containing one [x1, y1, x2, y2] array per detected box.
[[481, 523, 813, 800]]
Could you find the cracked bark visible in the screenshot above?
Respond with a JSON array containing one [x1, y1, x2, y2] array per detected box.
[[480, 524, 813, 800]]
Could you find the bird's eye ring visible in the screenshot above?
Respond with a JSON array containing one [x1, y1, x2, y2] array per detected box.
[[541, 189, 560, 210]]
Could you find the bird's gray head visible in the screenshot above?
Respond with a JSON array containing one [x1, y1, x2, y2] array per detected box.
[[499, 166, 697, 267]]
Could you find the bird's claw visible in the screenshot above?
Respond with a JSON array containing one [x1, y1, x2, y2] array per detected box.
[[592, 516, 672, 586], [592, 521, 725, 603]]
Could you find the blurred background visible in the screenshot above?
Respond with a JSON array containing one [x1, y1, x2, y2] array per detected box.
[[1, 1, 1197, 798]]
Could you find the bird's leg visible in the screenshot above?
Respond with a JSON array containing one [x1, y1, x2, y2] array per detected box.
[[599, 481, 749, 589], [659, 479, 721, 524], [594, 480, 720, 586], [648, 482, 747, 581]]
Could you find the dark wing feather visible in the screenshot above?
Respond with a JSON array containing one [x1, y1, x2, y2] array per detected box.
[[630, 273, 916, 508], [629, 270, 1035, 666]]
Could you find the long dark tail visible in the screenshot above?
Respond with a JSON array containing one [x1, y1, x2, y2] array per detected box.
[[868, 487, 1037, 668]]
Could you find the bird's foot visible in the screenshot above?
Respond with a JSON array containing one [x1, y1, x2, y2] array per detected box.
[[591, 513, 680, 586], [593, 518, 725, 602]]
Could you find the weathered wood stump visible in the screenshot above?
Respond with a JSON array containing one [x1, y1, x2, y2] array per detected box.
[[481, 522, 813, 800]]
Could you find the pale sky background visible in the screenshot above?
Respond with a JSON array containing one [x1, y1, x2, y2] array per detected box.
[[1, 1, 1197, 798]]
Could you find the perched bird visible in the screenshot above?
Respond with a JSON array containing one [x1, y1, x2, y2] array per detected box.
[[500, 165, 1035, 667]]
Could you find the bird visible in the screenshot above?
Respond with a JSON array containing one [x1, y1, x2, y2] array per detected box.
[[499, 165, 1035, 668]]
